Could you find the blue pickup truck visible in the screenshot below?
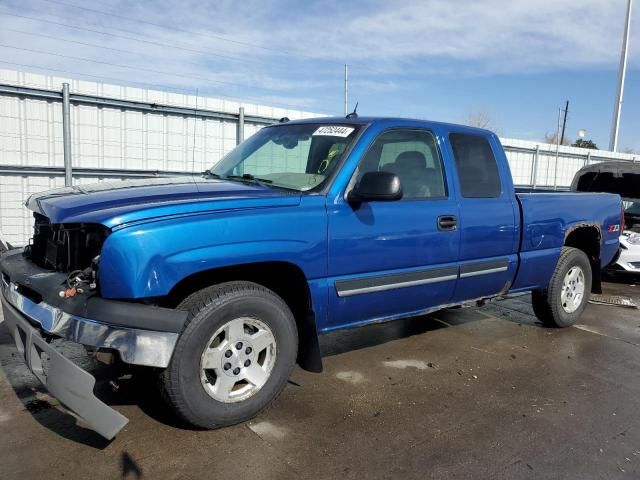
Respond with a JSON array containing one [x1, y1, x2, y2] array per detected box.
[[0, 116, 622, 439]]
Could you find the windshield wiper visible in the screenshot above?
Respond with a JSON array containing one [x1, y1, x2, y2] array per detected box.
[[202, 170, 222, 179], [226, 174, 274, 186]]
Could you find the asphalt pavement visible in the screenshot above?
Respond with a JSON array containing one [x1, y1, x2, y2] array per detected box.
[[1, 277, 639, 479]]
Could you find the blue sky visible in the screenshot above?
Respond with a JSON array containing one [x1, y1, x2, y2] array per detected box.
[[0, 0, 638, 151]]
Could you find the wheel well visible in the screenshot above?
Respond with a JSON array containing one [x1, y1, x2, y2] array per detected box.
[[565, 225, 600, 259], [564, 225, 602, 293], [163, 261, 322, 372], [165, 261, 308, 314]]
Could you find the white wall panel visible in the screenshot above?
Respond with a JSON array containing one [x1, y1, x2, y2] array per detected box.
[[500, 137, 639, 187], [1, 69, 639, 246], [0, 69, 323, 245]]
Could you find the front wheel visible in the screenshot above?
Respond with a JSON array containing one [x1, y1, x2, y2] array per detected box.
[[531, 247, 592, 327], [160, 281, 298, 428]]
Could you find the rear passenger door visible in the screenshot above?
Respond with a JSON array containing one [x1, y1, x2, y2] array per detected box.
[[447, 132, 519, 302], [326, 128, 460, 330]]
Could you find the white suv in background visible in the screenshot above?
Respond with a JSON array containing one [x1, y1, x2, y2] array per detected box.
[[615, 201, 640, 275]]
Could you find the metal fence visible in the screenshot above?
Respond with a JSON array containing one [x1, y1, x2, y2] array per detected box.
[[0, 69, 324, 245], [1, 69, 639, 246], [503, 137, 638, 189], [0, 82, 290, 181]]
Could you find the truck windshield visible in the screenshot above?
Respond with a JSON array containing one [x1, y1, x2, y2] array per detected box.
[[209, 123, 361, 191]]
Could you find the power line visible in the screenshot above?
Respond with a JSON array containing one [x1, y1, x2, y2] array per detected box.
[[1, 9, 359, 76], [39, 0, 375, 72], [0, 11, 278, 68], [0, 60, 320, 111], [3, 28, 287, 76], [41, 0, 332, 62], [0, 60, 195, 93], [1, 8, 383, 80], [0, 43, 315, 95], [4, 27, 137, 56]]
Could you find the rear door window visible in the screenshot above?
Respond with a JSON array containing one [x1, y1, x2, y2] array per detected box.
[[449, 133, 501, 198]]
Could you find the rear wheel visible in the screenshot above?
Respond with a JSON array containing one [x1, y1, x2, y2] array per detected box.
[[531, 247, 592, 327], [160, 281, 298, 428]]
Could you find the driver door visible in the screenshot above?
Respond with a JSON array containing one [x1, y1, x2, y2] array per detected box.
[[325, 128, 460, 330]]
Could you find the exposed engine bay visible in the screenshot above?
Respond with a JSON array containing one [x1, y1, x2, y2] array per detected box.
[[25, 213, 108, 272], [23, 213, 109, 296]]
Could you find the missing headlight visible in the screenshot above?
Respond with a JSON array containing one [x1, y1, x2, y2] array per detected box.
[[26, 214, 109, 272]]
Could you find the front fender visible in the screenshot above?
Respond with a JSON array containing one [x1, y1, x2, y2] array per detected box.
[[98, 198, 327, 299]]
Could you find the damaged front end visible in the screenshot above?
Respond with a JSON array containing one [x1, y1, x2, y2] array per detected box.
[[0, 215, 187, 439], [27, 213, 108, 274]]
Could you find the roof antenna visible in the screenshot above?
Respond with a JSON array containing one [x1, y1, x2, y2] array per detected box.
[[346, 102, 358, 119]]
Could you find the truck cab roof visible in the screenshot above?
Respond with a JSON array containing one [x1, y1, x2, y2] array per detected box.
[[280, 116, 496, 137]]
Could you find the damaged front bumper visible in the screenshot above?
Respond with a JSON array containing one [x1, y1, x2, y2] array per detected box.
[[2, 297, 128, 439], [0, 249, 188, 439]]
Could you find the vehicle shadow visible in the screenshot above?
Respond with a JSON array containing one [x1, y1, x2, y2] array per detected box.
[[320, 306, 498, 357], [320, 313, 448, 357], [602, 271, 640, 288], [0, 322, 197, 449], [0, 324, 113, 448], [107, 371, 199, 433], [0, 293, 552, 447]]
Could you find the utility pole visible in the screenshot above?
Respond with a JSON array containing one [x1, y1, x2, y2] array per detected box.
[[609, 0, 633, 152], [344, 64, 348, 116], [62, 82, 73, 187], [560, 100, 569, 145], [553, 107, 562, 190]]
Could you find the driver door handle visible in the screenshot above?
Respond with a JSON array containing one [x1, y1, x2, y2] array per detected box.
[[437, 215, 457, 231]]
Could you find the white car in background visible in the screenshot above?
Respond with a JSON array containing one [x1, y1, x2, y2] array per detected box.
[[614, 201, 640, 275], [617, 229, 640, 274]]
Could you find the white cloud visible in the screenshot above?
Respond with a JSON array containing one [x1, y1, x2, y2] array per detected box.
[[0, 0, 637, 109]]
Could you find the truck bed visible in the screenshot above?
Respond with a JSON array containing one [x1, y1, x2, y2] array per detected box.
[[512, 192, 621, 292]]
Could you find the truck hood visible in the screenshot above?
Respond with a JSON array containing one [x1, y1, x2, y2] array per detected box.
[[26, 177, 301, 228]]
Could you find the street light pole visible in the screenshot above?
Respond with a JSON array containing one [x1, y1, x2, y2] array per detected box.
[[553, 107, 561, 190], [609, 0, 633, 152]]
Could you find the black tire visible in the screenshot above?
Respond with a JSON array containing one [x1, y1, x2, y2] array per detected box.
[[160, 281, 298, 429], [531, 247, 592, 327]]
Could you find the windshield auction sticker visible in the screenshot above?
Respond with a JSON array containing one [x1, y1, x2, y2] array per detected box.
[[312, 126, 355, 137]]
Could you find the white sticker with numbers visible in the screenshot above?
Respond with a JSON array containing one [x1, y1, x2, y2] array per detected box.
[[312, 126, 355, 137]]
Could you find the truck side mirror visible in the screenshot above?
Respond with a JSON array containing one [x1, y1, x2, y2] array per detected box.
[[348, 171, 403, 203]]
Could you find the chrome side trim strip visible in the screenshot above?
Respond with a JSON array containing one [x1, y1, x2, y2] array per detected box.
[[336, 268, 458, 298], [335, 258, 512, 297], [459, 266, 509, 278], [459, 258, 510, 279], [1, 282, 178, 368], [338, 275, 458, 297]]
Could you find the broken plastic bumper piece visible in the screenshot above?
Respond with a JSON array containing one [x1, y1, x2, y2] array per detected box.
[[1, 294, 128, 439]]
